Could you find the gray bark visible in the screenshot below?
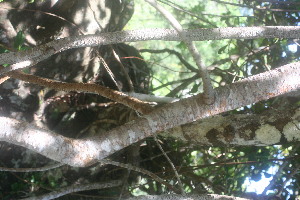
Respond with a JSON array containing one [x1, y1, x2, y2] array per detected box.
[[126, 194, 249, 200], [164, 105, 300, 146], [1, 62, 299, 167], [1, 26, 300, 71]]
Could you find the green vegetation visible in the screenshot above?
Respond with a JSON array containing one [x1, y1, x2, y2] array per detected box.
[[0, 0, 299, 199]]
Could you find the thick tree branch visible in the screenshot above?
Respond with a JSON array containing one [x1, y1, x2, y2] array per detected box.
[[126, 194, 248, 200], [0, 62, 298, 167], [164, 105, 300, 146], [1, 26, 300, 73]]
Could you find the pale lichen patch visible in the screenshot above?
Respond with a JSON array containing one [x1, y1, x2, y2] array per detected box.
[[244, 129, 252, 138], [128, 130, 136, 144], [233, 129, 255, 146], [100, 139, 112, 152], [283, 121, 300, 142], [144, 115, 159, 133], [255, 124, 281, 145], [165, 126, 185, 141]]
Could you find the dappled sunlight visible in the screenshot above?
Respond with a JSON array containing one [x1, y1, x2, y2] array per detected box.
[[0, 0, 299, 199]]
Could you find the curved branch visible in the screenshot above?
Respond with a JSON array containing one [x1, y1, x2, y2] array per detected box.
[[5, 70, 154, 114]]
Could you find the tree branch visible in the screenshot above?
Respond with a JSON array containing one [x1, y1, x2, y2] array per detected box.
[[125, 194, 248, 200], [3, 70, 153, 114], [0, 62, 298, 167], [164, 105, 300, 146], [1, 26, 300, 73], [0, 163, 64, 172], [23, 180, 122, 200]]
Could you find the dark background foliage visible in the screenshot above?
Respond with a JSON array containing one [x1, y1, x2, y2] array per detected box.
[[0, 0, 299, 199]]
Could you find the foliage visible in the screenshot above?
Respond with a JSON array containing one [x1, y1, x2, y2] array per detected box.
[[0, 0, 299, 199], [126, 0, 300, 199]]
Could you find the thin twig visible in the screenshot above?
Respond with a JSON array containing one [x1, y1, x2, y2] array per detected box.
[[23, 180, 122, 200], [0, 74, 10, 84], [0, 163, 64, 172], [255, 0, 300, 5], [100, 159, 181, 193], [144, 0, 215, 104], [167, 75, 198, 97], [88, 2, 125, 91], [262, 144, 300, 195], [98, 52, 122, 91], [111, 47, 135, 92], [152, 75, 197, 91], [277, 165, 300, 196], [211, 0, 300, 12], [152, 133, 185, 194], [158, 0, 217, 27], [140, 48, 198, 73]]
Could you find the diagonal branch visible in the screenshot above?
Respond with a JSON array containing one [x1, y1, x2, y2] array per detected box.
[[0, 62, 298, 167], [3, 69, 153, 114]]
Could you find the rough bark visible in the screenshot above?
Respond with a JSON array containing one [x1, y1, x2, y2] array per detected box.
[[164, 105, 300, 146], [1, 62, 299, 167], [1, 26, 300, 72], [126, 194, 249, 200]]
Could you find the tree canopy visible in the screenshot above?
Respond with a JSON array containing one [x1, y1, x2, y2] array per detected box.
[[0, 0, 299, 199]]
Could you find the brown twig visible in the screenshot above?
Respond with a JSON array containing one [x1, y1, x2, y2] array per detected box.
[[4, 69, 153, 114]]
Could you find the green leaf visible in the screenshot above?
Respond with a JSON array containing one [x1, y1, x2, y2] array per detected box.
[[190, 83, 199, 93], [218, 45, 228, 54]]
